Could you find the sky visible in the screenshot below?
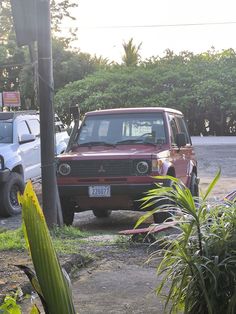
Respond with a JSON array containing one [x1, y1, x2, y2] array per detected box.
[[66, 0, 236, 62]]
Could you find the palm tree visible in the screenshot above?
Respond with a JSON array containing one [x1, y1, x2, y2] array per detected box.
[[122, 38, 142, 66]]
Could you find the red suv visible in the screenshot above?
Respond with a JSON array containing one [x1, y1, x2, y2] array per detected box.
[[56, 107, 198, 225]]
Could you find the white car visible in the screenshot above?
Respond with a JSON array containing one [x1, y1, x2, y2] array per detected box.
[[0, 111, 69, 217]]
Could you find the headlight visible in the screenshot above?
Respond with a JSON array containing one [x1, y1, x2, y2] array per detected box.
[[136, 161, 149, 175], [58, 163, 71, 176], [152, 159, 163, 172]]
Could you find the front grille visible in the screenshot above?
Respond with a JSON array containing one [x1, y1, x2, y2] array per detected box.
[[65, 160, 134, 177]]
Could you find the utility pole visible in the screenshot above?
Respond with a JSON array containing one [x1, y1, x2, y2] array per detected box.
[[10, 0, 62, 227], [36, 0, 58, 227]]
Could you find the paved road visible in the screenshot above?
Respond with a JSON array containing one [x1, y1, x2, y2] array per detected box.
[[192, 136, 236, 178], [192, 136, 236, 145]]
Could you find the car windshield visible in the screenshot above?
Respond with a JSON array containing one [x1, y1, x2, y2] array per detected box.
[[0, 121, 13, 143], [77, 112, 167, 145]]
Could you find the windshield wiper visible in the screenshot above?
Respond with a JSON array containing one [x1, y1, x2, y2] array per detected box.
[[115, 139, 156, 146], [78, 141, 116, 147], [116, 139, 142, 144]]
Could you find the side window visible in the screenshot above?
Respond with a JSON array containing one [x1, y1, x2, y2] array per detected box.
[[168, 114, 178, 145], [18, 121, 30, 142], [176, 116, 191, 144], [27, 119, 40, 137]]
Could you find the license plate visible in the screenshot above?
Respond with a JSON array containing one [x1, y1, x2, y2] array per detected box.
[[89, 185, 111, 197]]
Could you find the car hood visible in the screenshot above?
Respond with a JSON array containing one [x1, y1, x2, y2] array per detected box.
[[0, 143, 17, 165], [58, 144, 170, 160], [0, 143, 15, 154]]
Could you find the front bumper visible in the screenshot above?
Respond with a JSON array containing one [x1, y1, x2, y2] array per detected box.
[[57, 182, 157, 211]]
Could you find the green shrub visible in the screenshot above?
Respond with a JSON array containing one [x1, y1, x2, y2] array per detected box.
[[137, 171, 236, 313], [0, 290, 22, 313]]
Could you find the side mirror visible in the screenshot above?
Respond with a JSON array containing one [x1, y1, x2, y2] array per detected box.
[[176, 133, 187, 148], [19, 133, 36, 144]]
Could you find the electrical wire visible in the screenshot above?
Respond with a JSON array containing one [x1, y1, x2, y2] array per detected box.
[[61, 21, 236, 29]]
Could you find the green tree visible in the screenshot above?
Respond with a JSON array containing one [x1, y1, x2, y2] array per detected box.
[[19, 38, 110, 109], [0, 0, 79, 108], [55, 49, 236, 135]]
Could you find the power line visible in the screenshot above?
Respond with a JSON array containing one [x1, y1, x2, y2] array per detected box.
[[72, 21, 236, 29]]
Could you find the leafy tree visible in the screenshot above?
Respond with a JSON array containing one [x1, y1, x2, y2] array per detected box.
[[0, 0, 79, 108], [55, 49, 236, 135]]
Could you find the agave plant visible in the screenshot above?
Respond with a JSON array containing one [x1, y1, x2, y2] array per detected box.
[[18, 181, 76, 314], [136, 170, 236, 314]]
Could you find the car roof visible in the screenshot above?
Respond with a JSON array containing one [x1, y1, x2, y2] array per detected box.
[[0, 111, 37, 121], [85, 107, 183, 116]]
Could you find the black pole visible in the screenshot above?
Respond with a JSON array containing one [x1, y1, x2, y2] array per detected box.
[[36, 0, 57, 227]]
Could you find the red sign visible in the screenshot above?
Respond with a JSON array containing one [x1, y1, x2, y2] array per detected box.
[[3, 91, 21, 107]]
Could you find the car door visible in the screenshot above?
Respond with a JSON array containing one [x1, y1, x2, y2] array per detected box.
[[168, 114, 191, 185], [175, 115, 196, 184], [17, 118, 40, 180]]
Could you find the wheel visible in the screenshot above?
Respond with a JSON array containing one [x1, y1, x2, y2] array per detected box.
[[60, 197, 75, 226], [92, 209, 112, 218], [189, 172, 199, 197], [0, 173, 25, 217], [153, 211, 171, 223], [152, 178, 173, 224]]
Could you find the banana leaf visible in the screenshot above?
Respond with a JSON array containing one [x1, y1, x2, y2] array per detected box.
[[18, 181, 76, 314]]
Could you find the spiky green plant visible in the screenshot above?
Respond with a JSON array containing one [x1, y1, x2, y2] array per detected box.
[[136, 170, 236, 314], [0, 290, 22, 314], [18, 181, 76, 314]]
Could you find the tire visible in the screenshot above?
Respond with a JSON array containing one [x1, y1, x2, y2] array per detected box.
[[60, 197, 75, 226], [0, 173, 25, 217], [92, 209, 112, 218], [153, 211, 171, 224], [153, 178, 173, 224], [189, 172, 199, 197]]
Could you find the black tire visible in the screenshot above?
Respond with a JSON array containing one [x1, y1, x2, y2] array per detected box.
[[92, 209, 112, 218], [153, 178, 173, 224], [60, 197, 75, 226], [153, 211, 171, 224], [0, 173, 25, 217], [189, 172, 199, 197]]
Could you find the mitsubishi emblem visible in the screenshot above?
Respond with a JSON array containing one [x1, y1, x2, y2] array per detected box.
[[98, 164, 106, 173]]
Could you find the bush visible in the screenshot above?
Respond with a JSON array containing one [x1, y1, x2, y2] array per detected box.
[[137, 171, 236, 313]]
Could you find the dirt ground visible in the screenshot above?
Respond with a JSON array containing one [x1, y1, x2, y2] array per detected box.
[[1, 138, 236, 313]]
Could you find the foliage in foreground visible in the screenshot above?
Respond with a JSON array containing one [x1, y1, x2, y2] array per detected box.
[[18, 181, 76, 314], [0, 291, 22, 314], [137, 171, 236, 314]]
